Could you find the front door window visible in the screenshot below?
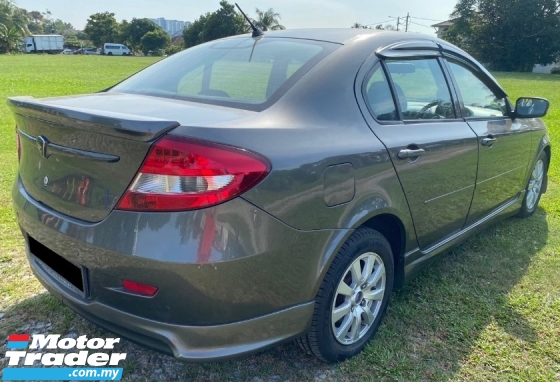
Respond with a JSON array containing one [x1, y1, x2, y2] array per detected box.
[[446, 60, 508, 118]]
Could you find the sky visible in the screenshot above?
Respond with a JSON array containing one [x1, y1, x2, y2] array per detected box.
[[13, 0, 458, 35]]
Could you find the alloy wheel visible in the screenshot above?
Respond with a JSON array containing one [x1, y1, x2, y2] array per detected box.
[[331, 252, 386, 345], [526, 159, 544, 211]]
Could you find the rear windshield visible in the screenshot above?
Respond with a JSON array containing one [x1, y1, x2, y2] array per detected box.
[[110, 37, 337, 110]]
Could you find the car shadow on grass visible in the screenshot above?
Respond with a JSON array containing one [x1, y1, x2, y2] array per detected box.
[[0, 209, 548, 381], [340, 207, 549, 381]]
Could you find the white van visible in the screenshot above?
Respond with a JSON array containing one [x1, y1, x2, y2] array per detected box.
[[102, 43, 131, 56]]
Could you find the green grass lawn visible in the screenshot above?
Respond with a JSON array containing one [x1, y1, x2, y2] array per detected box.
[[0, 56, 559, 381]]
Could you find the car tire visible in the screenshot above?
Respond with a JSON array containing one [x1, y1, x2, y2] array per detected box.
[[297, 227, 394, 362], [517, 151, 548, 218], [107, 52, 113, 56]]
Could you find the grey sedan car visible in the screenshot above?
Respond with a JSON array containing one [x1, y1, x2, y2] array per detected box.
[[10, 29, 550, 362]]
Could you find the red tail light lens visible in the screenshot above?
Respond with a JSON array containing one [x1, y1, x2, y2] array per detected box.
[[122, 280, 158, 296], [116, 136, 270, 211]]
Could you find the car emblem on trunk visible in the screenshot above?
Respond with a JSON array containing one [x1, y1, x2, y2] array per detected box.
[[36, 135, 50, 159], [43, 176, 49, 186]]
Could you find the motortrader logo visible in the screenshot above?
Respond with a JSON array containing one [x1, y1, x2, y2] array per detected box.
[[3, 334, 126, 381]]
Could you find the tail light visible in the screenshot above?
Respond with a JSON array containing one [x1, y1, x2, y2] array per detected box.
[[16, 128, 21, 163], [116, 135, 270, 212]]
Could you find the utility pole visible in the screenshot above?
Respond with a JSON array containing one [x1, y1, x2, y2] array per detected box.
[[405, 13, 410, 32], [396, 17, 401, 31]]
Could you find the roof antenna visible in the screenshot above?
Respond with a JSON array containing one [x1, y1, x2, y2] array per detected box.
[[235, 3, 264, 39]]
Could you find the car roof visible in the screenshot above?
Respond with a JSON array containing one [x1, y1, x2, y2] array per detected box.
[[233, 28, 406, 44], [245, 28, 506, 97]]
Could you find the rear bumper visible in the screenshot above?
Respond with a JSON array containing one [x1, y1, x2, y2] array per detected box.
[[29, 252, 314, 361], [12, 177, 344, 360]]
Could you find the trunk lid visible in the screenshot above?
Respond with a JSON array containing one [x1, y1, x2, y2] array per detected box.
[[9, 93, 249, 222]]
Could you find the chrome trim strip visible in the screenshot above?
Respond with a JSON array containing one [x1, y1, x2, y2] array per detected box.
[[18, 129, 120, 163], [403, 248, 420, 259], [476, 165, 525, 185], [424, 184, 475, 204]]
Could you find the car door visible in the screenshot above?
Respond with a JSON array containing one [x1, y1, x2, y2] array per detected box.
[[444, 57, 532, 225], [362, 58, 479, 250]]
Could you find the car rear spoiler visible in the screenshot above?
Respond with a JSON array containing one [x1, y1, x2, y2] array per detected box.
[[8, 96, 180, 142]]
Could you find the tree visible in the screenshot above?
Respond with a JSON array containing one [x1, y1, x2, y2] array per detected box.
[[84, 12, 120, 47], [43, 18, 74, 35], [140, 28, 170, 55], [26, 10, 44, 34], [21, 9, 74, 36], [122, 18, 159, 52], [445, 0, 560, 72], [0, 0, 29, 52], [374, 24, 396, 31], [183, 1, 246, 48], [353, 22, 395, 30], [0, 0, 28, 35], [64, 33, 79, 48], [75, 30, 89, 40], [166, 44, 183, 55], [200, 1, 246, 43], [117, 18, 169, 54], [118, 20, 130, 46], [351, 23, 372, 29], [254, 8, 284, 31], [0, 24, 20, 52], [183, 12, 209, 47], [167, 35, 184, 55]]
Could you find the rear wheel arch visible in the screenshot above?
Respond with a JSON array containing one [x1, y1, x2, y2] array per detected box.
[[543, 145, 551, 193], [361, 213, 406, 289], [314, 212, 407, 298], [543, 145, 551, 161]]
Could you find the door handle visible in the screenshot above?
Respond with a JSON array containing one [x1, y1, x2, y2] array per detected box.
[[398, 148, 426, 159], [481, 136, 497, 147]]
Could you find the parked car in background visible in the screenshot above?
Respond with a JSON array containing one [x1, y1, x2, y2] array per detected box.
[[74, 48, 100, 55], [9, 29, 551, 363], [101, 43, 131, 56], [61, 48, 74, 55], [24, 35, 63, 54]]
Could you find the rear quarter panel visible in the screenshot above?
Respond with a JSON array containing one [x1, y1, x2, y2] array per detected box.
[[170, 37, 418, 252]]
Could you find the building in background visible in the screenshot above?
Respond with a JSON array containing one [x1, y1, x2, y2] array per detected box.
[[431, 20, 453, 39], [150, 18, 191, 37]]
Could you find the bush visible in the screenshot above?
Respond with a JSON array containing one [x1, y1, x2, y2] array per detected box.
[[165, 45, 183, 56], [551, 67, 560, 75]]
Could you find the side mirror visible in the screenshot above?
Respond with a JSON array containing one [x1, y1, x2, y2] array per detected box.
[[514, 97, 550, 118]]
